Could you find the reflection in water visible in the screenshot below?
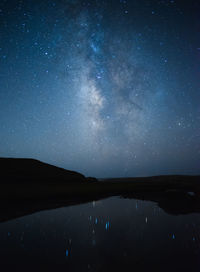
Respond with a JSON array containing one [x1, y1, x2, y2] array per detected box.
[[0, 197, 200, 271], [1, 189, 200, 224]]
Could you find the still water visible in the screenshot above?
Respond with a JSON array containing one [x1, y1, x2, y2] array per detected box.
[[0, 197, 200, 271]]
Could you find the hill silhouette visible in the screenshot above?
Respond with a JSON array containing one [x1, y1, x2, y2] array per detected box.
[[0, 157, 86, 183], [0, 157, 200, 222]]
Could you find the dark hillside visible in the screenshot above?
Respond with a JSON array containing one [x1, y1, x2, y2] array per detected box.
[[0, 158, 85, 183]]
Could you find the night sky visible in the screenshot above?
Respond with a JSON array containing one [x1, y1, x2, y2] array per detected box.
[[0, 0, 199, 177]]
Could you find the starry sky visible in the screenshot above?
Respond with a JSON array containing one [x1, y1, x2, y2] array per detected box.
[[0, 0, 200, 178]]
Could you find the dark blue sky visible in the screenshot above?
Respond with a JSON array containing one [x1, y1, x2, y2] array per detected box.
[[0, 0, 200, 177]]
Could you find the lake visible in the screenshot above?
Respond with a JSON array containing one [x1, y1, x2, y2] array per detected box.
[[0, 197, 199, 271]]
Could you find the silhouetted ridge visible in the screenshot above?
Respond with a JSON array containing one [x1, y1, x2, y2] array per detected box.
[[0, 158, 85, 182]]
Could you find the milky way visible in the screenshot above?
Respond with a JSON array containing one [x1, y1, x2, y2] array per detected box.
[[0, 0, 199, 177]]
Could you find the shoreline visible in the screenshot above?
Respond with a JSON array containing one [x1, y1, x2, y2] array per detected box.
[[0, 175, 200, 223]]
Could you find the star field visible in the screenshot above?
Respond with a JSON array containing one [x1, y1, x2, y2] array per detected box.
[[0, 0, 199, 177]]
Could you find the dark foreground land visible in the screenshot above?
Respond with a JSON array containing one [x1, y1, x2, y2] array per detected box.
[[0, 157, 200, 222]]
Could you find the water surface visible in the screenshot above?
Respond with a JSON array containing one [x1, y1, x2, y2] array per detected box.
[[0, 197, 199, 271]]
